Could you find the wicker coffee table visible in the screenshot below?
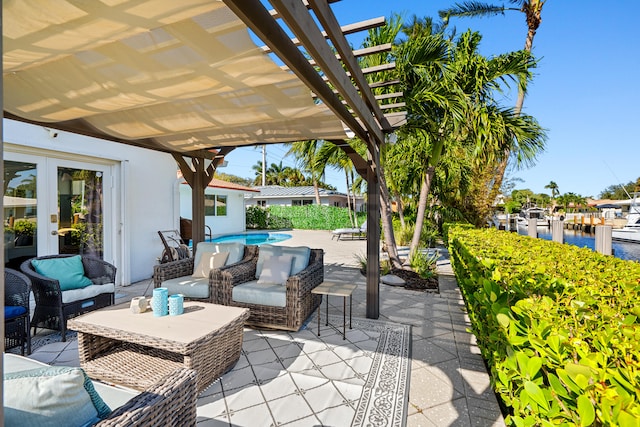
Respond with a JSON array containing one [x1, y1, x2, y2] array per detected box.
[[68, 301, 249, 393]]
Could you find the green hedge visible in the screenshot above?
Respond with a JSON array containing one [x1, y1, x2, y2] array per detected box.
[[249, 205, 366, 230], [447, 226, 640, 426]]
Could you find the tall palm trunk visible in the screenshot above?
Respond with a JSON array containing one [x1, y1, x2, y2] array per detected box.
[[344, 169, 355, 227], [378, 173, 402, 269], [394, 190, 406, 228], [492, 3, 542, 196], [409, 166, 435, 255], [313, 177, 321, 205], [350, 170, 359, 226]]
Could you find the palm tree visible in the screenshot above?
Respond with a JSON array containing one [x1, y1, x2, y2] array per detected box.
[[316, 140, 362, 227], [544, 181, 559, 198], [544, 180, 559, 199], [439, 0, 547, 197], [286, 140, 326, 204], [395, 25, 545, 246], [251, 161, 265, 186]]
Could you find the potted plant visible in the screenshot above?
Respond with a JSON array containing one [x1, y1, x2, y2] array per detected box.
[[13, 220, 36, 246]]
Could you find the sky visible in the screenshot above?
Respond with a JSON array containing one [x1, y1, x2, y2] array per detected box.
[[221, 1, 640, 200]]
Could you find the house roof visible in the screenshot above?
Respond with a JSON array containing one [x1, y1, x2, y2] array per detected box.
[[253, 185, 347, 198], [208, 178, 260, 193], [179, 174, 259, 193]]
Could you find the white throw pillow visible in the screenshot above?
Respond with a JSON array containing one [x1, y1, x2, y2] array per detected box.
[[192, 251, 229, 278], [257, 254, 293, 285]]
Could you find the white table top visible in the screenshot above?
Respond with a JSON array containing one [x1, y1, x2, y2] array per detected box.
[[312, 281, 357, 297], [68, 301, 248, 345]]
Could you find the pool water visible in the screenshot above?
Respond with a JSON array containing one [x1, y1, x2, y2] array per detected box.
[[209, 232, 292, 245]]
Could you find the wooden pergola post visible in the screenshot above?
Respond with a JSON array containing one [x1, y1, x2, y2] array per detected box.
[[365, 136, 381, 319], [173, 149, 234, 247], [191, 159, 207, 245]]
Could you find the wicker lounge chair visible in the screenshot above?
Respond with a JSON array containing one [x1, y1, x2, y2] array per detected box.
[[4, 268, 32, 355], [20, 255, 116, 341], [153, 243, 259, 302], [4, 353, 197, 427], [211, 247, 324, 331]]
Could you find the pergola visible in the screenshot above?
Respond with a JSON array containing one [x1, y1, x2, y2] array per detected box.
[[2, 0, 406, 323]]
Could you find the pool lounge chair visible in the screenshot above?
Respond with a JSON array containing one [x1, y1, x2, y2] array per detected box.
[[331, 221, 367, 241]]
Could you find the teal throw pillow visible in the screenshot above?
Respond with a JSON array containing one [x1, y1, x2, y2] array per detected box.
[[4, 366, 111, 427], [31, 256, 93, 291]]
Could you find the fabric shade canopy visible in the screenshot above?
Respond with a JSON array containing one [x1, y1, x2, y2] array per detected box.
[[3, 0, 398, 321], [3, 0, 349, 153]]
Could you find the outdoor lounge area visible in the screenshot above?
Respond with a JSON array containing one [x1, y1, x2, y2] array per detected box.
[[2, 1, 504, 425], [11, 230, 505, 426]]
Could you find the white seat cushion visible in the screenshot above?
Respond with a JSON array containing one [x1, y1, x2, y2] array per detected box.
[[232, 280, 286, 307], [162, 276, 210, 299], [61, 283, 115, 304]]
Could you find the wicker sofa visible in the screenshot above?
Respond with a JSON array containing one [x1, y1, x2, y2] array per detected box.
[[153, 242, 259, 301], [20, 254, 116, 341], [4, 353, 197, 426], [211, 245, 324, 331]]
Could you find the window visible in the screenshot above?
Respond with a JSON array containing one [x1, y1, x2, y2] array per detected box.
[[257, 200, 266, 207], [292, 199, 312, 206], [204, 195, 215, 216], [205, 194, 227, 216], [216, 195, 227, 216]]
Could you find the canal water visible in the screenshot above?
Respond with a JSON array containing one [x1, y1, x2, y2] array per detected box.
[[517, 227, 640, 262]]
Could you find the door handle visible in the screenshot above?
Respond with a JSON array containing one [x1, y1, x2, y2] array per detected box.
[[51, 230, 58, 235]]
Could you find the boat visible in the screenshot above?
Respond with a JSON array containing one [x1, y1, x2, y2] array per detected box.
[[612, 194, 640, 243], [517, 206, 549, 227]]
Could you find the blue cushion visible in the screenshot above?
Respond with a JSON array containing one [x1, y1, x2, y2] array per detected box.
[[5, 306, 27, 319], [281, 246, 311, 275], [232, 280, 286, 307], [31, 256, 93, 291], [256, 245, 310, 278], [162, 276, 210, 299], [194, 242, 245, 267], [4, 366, 111, 427]]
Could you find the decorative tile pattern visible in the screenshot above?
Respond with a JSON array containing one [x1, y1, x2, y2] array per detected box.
[[197, 315, 411, 426]]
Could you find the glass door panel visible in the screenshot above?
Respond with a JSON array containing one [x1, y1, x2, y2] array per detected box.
[[4, 161, 38, 269], [56, 167, 104, 257]]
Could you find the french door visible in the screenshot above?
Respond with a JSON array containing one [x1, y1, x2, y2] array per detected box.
[[3, 152, 114, 269], [50, 160, 111, 258]]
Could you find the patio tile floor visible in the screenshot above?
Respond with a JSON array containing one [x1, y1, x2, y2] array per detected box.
[[26, 229, 505, 426]]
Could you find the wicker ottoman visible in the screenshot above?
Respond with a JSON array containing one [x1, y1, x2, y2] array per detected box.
[[68, 302, 249, 393]]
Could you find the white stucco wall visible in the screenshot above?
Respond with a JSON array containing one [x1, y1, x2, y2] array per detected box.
[[179, 184, 247, 237], [4, 119, 178, 285]]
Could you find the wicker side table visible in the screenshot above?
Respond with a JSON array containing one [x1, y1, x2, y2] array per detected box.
[[68, 302, 249, 393]]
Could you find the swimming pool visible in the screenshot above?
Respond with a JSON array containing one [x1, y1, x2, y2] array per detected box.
[[209, 232, 292, 245]]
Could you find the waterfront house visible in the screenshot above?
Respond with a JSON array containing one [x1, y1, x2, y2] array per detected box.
[[247, 185, 365, 211], [179, 179, 260, 236]]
